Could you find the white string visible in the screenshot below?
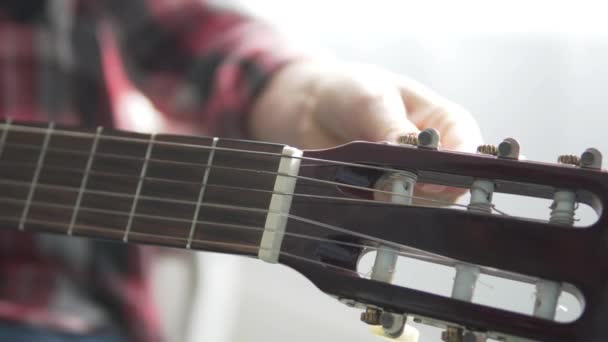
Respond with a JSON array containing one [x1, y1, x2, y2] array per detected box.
[[0, 196, 447, 270], [0, 123, 426, 175], [0, 187, 447, 262], [0, 214, 367, 277], [0, 143, 474, 210]]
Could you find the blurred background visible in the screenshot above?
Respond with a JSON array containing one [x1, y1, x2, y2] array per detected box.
[[146, 1, 608, 341]]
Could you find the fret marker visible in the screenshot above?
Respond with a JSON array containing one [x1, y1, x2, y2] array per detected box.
[[123, 134, 155, 243], [187, 137, 218, 249], [258, 145, 302, 263], [20, 122, 54, 231], [68, 127, 103, 235]]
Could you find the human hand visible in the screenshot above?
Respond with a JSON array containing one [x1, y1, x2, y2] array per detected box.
[[250, 60, 483, 202]]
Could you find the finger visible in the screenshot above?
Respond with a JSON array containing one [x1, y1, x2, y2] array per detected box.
[[394, 75, 483, 153], [315, 85, 420, 144], [296, 112, 349, 149], [392, 76, 479, 200]]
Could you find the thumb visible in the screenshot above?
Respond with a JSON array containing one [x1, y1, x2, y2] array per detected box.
[[348, 92, 420, 144]]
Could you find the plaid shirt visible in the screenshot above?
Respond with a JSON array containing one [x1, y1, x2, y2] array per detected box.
[[0, 0, 297, 341]]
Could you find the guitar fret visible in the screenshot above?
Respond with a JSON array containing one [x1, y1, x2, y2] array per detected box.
[[123, 134, 155, 242], [187, 137, 218, 249], [19, 122, 54, 231], [67, 126, 102, 235], [0, 118, 12, 158]]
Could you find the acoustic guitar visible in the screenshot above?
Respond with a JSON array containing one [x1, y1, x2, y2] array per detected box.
[[0, 119, 604, 342]]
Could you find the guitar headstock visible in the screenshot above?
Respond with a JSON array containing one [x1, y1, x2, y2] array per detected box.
[[279, 128, 607, 342]]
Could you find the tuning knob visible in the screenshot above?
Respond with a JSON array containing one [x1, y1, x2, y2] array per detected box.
[[361, 307, 381, 325], [397, 133, 419, 146], [441, 327, 463, 342], [380, 312, 407, 338], [580, 148, 602, 169], [418, 128, 440, 149], [497, 138, 520, 159], [556, 149, 602, 169]]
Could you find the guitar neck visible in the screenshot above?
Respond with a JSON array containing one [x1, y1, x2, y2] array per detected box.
[[0, 121, 301, 258]]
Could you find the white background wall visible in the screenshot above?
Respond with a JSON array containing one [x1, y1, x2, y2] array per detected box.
[[176, 1, 608, 342]]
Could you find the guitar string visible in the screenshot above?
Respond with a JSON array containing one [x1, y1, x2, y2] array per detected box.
[[0, 124, 509, 266], [0, 191, 543, 287], [0, 125, 561, 287], [0, 176, 457, 216], [0, 141, 499, 213], [0, 188, 449, 262], [1, 123, 474, 182], [0, 196, 450, 267], [0, 214, 367, 277], [0, 173, 455, 258], [0, 188, 544, 286], [0, 155, 515, 226]]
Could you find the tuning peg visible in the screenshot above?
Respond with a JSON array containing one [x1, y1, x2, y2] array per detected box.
[[418, 128, 440, 150], [396, 129, 440, 149], [397, 133, 419, 146], [441, 327, 463, 342], [476, 144, 498, 156], [580, 148, 602, 169], [442, 180, 492, 340], [549, 190, 577, 226], [533, 188, 577, 320], [380, 312, 408, 338], [361, 307, 381, 325], [365, 171, 417, 336], [467, 180, 494, 213], [557, 154, 580, 166], [497, 138, 520, 159]]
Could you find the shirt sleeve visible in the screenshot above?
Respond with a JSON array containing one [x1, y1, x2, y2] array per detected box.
[[101, 0, 303, 139]]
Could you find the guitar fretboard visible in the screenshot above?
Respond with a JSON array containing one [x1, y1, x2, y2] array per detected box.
[[0, 121, 289, 257]]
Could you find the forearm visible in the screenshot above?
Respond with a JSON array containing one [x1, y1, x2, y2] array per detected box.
[[102, 0, 301, 138]]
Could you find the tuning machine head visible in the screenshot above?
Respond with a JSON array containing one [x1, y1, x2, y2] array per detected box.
[[497, 138, 520, 159], [476, 138, 521, 160], [580, 148, 602, 169], [418, 128, 440, 150], [397, 133, 419, 146], [397, 128, 441, 150], [557, 154, 580, 166], [557, 148, 603, 170]]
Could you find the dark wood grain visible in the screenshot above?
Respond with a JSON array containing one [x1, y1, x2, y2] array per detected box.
[[0, 121, 285, 257]]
